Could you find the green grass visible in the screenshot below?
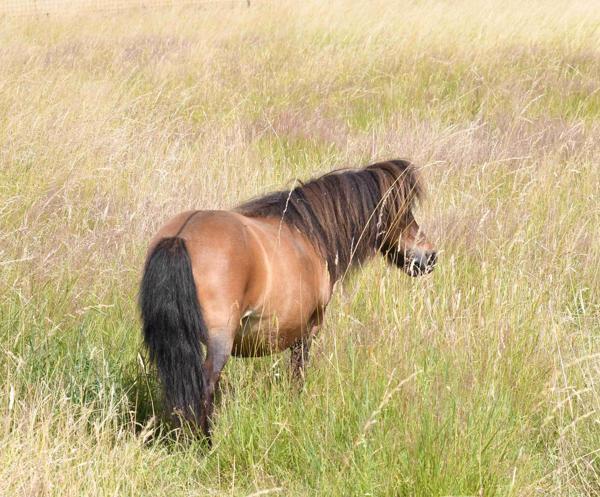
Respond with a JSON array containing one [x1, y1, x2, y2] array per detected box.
[[1, 1, 599, 495]]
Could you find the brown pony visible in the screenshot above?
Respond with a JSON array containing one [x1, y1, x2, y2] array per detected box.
[[139, 159, 436, 440]]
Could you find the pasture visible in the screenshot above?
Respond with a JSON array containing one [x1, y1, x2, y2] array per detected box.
[[0, 1, 599, 495]]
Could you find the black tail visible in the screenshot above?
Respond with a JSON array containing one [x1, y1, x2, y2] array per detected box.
[[139, 237, 206, 430]]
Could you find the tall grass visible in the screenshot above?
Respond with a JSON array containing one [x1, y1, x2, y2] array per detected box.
[[1, 1, 599, 495]]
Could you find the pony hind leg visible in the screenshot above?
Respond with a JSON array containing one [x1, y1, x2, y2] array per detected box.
[[200, 327, 235, 442]]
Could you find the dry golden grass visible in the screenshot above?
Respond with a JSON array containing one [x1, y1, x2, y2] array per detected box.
[[1, 1, 599, 495]]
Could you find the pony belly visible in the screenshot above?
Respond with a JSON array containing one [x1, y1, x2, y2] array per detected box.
[[232, 311, 296, 357]]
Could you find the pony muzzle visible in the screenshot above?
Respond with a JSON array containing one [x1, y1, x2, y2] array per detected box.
[[405, 249, 437, 276], [385, 246, 436, 276]]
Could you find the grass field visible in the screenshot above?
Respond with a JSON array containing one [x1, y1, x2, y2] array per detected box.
[[1, 1, 599, 495]]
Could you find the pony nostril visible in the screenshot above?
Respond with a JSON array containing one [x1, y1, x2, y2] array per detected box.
[[426, 252, 437, 267]]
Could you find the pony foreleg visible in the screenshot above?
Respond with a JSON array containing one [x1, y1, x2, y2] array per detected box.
[[290, 323, 320, 383], [201, 328, 234, 442]]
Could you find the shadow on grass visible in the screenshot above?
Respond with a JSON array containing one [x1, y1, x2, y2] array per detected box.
[[117, 355, 218, 450], [112, 349, 302, 451]]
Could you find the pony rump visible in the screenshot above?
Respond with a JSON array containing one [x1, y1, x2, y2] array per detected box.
[[139, 237, 207, 430], [237, 159, 423, 281]]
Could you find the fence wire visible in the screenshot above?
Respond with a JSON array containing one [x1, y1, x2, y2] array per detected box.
[[0, 0, 235, 16]]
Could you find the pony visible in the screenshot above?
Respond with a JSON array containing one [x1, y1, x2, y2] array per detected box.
[[139, 159, 436, 440]]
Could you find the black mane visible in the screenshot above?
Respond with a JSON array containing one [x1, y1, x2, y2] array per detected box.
[[236, 159, 423, 282]]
